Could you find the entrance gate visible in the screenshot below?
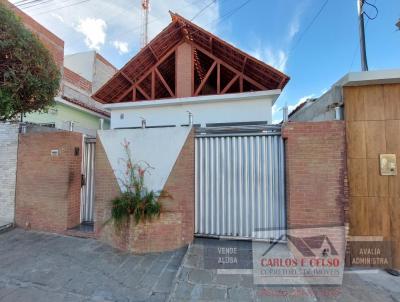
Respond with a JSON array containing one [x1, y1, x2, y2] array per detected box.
[[195, 126, 286, 241], [81, 137, 96, 223]]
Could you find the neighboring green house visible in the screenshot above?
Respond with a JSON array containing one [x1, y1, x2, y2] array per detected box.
[[24, 51, 117, 137], [11, 1, 118, 136], [25, 96, 110, 136]]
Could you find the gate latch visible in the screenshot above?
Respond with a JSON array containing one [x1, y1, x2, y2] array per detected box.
[[81, 174, 86, 187]]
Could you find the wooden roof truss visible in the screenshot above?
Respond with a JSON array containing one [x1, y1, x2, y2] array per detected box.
[[93, 13, 290, 104]]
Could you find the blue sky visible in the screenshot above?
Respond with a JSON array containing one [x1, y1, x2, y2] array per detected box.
[[12, 0, 400, 122]]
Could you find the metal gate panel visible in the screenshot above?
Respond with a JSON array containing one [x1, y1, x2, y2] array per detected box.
[[81, 138, 95, 223], [195, 133, 285, 240]]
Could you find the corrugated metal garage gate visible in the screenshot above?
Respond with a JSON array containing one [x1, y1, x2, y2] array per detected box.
[[195, 125, 286, 241]]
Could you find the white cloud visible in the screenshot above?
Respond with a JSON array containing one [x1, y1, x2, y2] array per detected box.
[[250, 47, 288, 72], [75, 18, 107, 50], [288, 14, 300, 41], [12, 0, 221, 59], [272, 104, 280, 115], [247, 2, 309, 73], [50, 13, 65, 23], [288, 94, 315, 113], [113, 40, 129, 54]]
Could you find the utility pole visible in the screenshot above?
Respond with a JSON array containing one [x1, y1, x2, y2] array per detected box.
[[358, 0, 369, 71], [140, 0, 150, 48]]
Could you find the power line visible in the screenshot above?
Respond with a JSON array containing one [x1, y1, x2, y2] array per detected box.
[[32, 0, 91, 16], [25, 0, 249, 58], [191, 0, 216, 21], [362, 0, 378, 20], [289, 0, 330, 53], [17, 0, 55, 10], [137, 0, 252, 46], [349, 18, 370, 71], [15, 0, 45, 6], [110, 0, 225, 43]]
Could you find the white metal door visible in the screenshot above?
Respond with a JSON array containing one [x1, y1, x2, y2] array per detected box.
[[195, 127, 286, 240], [81, 137, 96, 223]]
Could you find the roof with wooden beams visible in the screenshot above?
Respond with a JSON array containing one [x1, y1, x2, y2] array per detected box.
[[93, 13, 290, 104]]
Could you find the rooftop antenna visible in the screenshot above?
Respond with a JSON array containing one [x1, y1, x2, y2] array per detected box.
[[358, 0, 369, 71], [140, 0, 150, 48]]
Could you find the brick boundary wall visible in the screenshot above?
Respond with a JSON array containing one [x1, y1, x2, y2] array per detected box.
[[95, 130, 195, 253], [282, 121, 348, 262], [15, 131, 83, 233], [0, 123, 19, 224]]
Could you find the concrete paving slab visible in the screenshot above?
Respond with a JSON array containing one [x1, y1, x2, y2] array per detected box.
[[168, 238, 400, 302], [0, 229, 186, 302]]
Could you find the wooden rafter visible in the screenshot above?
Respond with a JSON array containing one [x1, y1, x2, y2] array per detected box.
[[136, 85, 151, 100], [217, 63, 221, 93], [93, 13, 289, 104], [155, 68, 174, 97], [148, 45, 159, 61], [195, 61, 216, 96], [115, 87, 132, 102], [190, 42, 268, 92], [121, 71, 133, 84], [241, 57, 247, 73], [118, 44, 180, 101], [221, 74, 239, 94], [151, 71, 155, 99]]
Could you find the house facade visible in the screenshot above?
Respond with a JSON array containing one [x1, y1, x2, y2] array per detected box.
[[93, 13, 289, 128], [24, 51, 118, 136]]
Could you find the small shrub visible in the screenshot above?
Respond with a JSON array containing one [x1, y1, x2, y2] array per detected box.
[[111, 140, 162, 228]]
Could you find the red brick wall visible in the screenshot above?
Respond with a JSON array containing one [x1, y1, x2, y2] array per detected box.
[[1, 0, 64, 69], [176, 42, 193, 98], [15, 132, 82, 233], [282, 121, 347, 229], [129, 130, 195, 253], [94, 139, 127, 250], [95, 130, 195, 253], [283, 121, 347, 263], [64, 67, 92, 92]]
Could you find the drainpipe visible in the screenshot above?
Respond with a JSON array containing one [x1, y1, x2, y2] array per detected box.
[[140, 117, 146, 129], [335, 106, 343, 120], [20, 124, 27, 134], [282, 105, 289, 123], [99, 118, 104, 130], [187, 111, 193, 125], [69, 121, 74, 132]]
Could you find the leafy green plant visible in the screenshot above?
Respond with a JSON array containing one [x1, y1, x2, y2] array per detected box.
[[0, 2, 61, 121], [111, 140, 162, 228]]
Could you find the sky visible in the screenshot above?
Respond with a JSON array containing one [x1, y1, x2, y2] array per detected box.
[[10, 0, 400, 123]]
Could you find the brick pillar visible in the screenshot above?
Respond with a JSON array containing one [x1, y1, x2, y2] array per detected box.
[[176, 42, 193, 98], [282, 121, 347, 263]]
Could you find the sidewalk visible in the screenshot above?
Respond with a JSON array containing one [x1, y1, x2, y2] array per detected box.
[[168, 238, 400, 302]]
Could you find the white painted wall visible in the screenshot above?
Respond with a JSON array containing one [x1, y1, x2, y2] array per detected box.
[[93, 57, 118, 93], [98, 127, 191, 192], [105, 90, 279, 129], [64, 51, 96, 82], [0, 123, 19, 225]]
